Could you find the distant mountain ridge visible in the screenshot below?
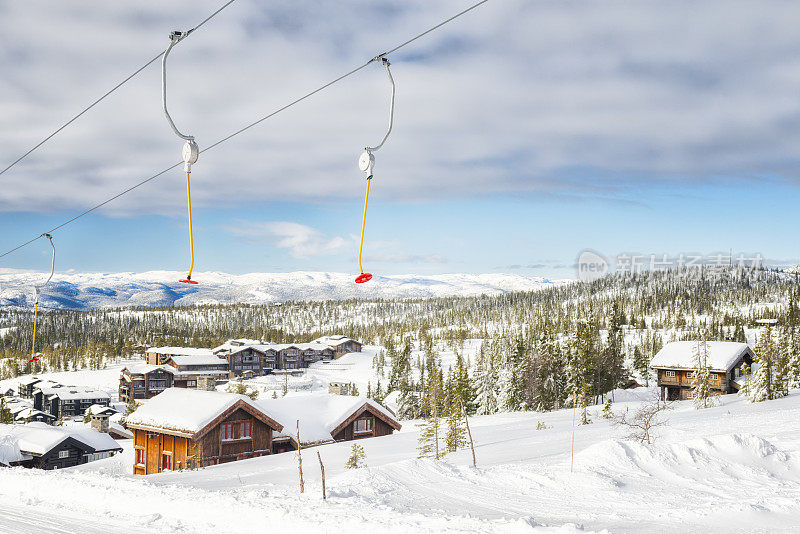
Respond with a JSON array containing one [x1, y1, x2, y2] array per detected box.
[[0, 270, 570, 310]]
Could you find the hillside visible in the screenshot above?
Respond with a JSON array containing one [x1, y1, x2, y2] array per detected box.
[[0, 269, 567, 310], [1, 387, 800, 532]]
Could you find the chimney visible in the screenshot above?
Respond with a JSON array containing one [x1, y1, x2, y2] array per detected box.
[[91, 413, 110, 433], [197, 377, 217, 391]]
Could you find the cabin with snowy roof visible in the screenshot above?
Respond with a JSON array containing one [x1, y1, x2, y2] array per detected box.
[[164, 354, 229, 388], [0, 423, 121, 470], [651, 341, 756, 401], [119, 363, 175, 403], [257, 393, 401, 454], [36, 385, 111, 419], [125, 388, 283, 475]]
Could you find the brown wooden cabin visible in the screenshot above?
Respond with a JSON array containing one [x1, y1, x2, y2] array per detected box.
[[264, 394, 401, 454], [126, 389, 283, 475], [331, 401, 400, 442], [651, 341, 756, 401]]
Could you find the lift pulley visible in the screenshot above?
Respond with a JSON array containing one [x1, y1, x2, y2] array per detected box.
[[162, 30, 200, 284], [356, 56, 395, 284], [29, 233, 55, 363]]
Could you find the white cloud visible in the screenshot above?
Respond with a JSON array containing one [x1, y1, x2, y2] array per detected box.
[[226, 221, 349, 258], [2, 0, 800, 216]]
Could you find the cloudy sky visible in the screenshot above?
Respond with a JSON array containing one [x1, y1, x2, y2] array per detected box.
[[1, 0, 799, 279]]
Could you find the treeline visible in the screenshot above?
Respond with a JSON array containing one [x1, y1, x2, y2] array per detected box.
[[1, 268, 798, 400]]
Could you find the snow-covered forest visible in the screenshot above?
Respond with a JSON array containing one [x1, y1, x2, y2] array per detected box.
[[2, 267, 799, 418]]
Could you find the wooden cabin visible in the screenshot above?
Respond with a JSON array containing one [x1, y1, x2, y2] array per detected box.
[[145, 346, 217, 365], [651, 341, 756, 401], [125, 388, 283, 475], [164, 355, 229, 389], [259, 393, 401, 454], [119, 364, 175, 403], [0, 423, 121, 470]]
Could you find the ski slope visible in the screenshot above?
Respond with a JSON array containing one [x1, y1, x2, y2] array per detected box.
[[2, 388, 800, 533]]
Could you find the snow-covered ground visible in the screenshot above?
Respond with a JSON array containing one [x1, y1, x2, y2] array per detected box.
[[2, 386, 800, 533], [0, 269, 569, 309]]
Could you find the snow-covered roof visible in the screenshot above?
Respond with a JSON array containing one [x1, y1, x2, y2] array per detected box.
[[123, 363, 175, 375], [33, 381, 65, 395], [51, 387, 111, 401], [650, 341, 754, 372], [66, 427, 122, 453], [213, 340, 334, 355], [313, 335, 359, 347], [256, 393, 400, 444], [126, 388, 281, 437], [168, 354, 228, 367], [86, 404, 118, 416], [17, 375, 43, 386], [14, 408, 55, 421], [108, 422, 133, 439], [0, 423, 118, 456], [146, 347, 214, 357], [0, 435, 31, 465]]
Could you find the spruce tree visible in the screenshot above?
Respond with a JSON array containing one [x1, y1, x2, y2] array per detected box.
[[750, 324, 783, 401], [692, 339, 712, 409], [417, 367, 444, 459], [444, 382, 468, 453]]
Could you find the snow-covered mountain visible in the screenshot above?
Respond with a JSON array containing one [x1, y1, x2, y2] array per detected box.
[[0, 269, 569, 310]]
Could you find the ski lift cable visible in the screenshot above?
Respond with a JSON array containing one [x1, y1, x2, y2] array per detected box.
[[0, 0, 238, 180], [0, 0, 492, 261]]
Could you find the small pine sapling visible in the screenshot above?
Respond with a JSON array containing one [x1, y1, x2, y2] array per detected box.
[[345, 443, 367, 469], [601, 398, 614, 419]]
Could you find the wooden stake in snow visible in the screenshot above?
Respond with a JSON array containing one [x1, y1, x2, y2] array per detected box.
[[460, 397, 476, 468], [297, 419, 304, 493], [317, 451, 326, 500]]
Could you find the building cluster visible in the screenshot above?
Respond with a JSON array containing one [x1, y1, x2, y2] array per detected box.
[[13, 376, 111, 421], [125, 388, 400, 475], [119, 335, 362, 403]]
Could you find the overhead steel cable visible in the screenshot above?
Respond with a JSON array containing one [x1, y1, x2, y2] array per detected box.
[[0, 0, 491, 261], [0, 0, 238, 179]]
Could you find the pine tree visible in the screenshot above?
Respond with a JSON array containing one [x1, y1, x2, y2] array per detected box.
[[692, 339, 712, 409], [417, 367, 444, 459], [601, 397, 614, 419], [0, 397, 13, 424], [750, 324, 784, 401], [444, 382, 468, 453], [578, 383, 592, 425], [474, 344, 499, 415], [344, 443, 366, 469]]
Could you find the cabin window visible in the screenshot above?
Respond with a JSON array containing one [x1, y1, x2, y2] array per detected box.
[[187, 380, 196, 387], [221, 423, 234, 441], [685, 371, 695, 378], [58, 450, 69, 459], [685, 391, 694, 399], [135, 448, 145, 465], [665, 371, 675, 378], [354, 418, 373, 434], [162, 453, 173, 471], [240, 421, 252, 438]]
